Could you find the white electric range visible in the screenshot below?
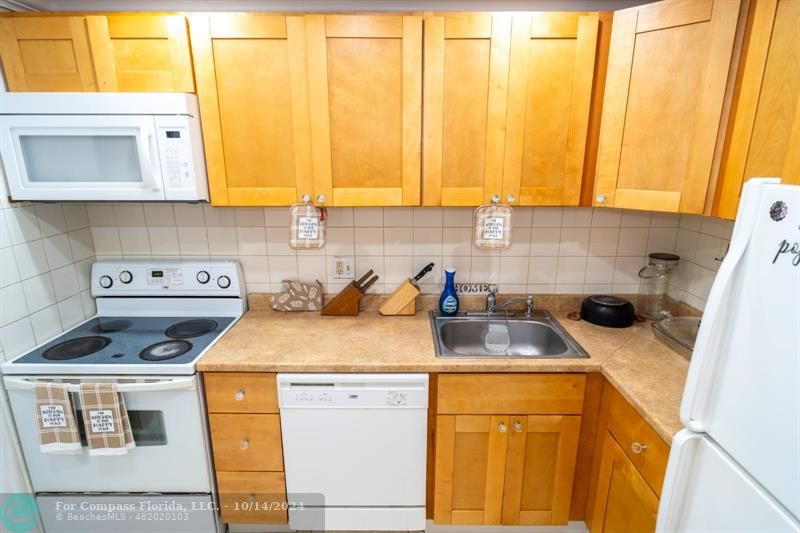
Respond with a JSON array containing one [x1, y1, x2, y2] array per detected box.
[[2, 259, 246, 533]]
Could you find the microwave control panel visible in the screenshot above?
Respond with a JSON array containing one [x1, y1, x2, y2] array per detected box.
[[154, 115, 208, 201], [157, 126, 194, 189]]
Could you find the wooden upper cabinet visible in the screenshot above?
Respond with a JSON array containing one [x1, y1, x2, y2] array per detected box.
[[0, 16, 98, 91], [190, 14, 313, 206], [503, 13, 599, 206], [594, 0, 742, 213], [86, 15, 194, 92], [305, 15, 422, 206], [423, 12, 599, 207], [589, 432, 660, 533], [422, 13, 507, 206], [714, 0, 800, 220], [0, 14, 192, 93]]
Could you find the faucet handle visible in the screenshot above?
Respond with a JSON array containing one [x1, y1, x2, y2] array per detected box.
[[526, 294, 535, 316]]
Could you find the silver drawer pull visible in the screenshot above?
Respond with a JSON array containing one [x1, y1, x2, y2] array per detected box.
[[235, 389, 245, 401], [631, 442, 648, 454], [514, 421, 523, 433], [240, 438, 250, 450], [247, 493, 256, 504], [498, 422, 507, 433]]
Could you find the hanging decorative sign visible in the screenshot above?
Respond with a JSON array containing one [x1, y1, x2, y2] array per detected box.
[[474, 195, 514, 250]]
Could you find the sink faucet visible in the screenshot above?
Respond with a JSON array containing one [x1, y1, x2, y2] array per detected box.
[[485, 287, 534, 316]]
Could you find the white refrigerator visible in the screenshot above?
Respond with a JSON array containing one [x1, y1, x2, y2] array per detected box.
[[657, 178, 800, 532]]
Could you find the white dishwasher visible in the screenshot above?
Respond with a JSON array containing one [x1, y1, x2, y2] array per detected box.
[[277, 373, 428, 531]]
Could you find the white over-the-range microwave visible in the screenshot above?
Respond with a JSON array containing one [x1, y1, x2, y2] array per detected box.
[[0, 92, 208, 201]]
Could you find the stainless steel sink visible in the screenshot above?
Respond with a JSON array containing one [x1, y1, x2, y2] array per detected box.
[[430, 310, 588, 358]]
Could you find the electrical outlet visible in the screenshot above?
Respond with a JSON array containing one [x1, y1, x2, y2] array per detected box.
[[333, 256, 355, 279]]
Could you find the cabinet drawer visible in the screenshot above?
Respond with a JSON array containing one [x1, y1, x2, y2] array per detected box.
[[217, 471, 287, 524], [209, 414, 283, 472], [605, 387, 669, 496], [437, 374, 586, 415], [205, 373, 278, 413]]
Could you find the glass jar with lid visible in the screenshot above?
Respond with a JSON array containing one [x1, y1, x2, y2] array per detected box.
[[638, 253, 680, 320]]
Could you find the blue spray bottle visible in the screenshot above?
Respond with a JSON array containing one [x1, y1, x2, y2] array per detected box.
[[439, 268, 460, 316]]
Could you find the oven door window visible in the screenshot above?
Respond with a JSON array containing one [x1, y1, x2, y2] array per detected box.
[[20, 134, 144, 183], [75, 410, 167, 446]]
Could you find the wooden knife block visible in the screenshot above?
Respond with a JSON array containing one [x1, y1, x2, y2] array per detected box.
[[379, 279, 420, 316], [321, 282, 363, 316]]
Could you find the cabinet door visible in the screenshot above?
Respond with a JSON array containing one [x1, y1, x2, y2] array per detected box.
[[434, 415, 509, 525], [714, 0, 800, 220], [305, 14, 422, 206], [0, 16, 97, 91], [190, 14, 313, 205], [589, 431, 660, 533], [594, 0, 741, 213], [501, 415, 582, 525], [503, 13, 599, 206], [86, 15, 193, 92], [423, 13, 509, 206]]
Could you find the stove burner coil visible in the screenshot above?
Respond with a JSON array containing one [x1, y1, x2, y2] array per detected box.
[[139, 340, 192, 361], [165, 319, 218, 339], [42, 336, 112, 360]]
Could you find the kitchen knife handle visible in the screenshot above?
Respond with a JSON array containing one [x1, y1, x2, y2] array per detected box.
[[360, 275, 379, 293], [412, 263, 435, 283], [355, 270, 374, 287]]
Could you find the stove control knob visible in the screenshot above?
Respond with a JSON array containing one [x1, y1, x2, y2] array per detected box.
[[99, 275, 113, 289], [119, 270, 133, 284], [217, 275, 231, 289], [196, 270, 211, 284]]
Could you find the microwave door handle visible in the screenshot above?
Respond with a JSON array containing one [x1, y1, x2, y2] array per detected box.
[[141, 130, 163, 193], [2, 376, 196, 393]]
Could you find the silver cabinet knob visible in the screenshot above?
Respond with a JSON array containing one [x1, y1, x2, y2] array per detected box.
[[596, 194, 606, 204], [316, 194, 326, 204], [235, 389, 245, 401], [498, 422, 507, 433], [631, 442, 648, 454], [506, 194, 516, 204], [240, 438, 250, 450], [513, 421, 523, 433]]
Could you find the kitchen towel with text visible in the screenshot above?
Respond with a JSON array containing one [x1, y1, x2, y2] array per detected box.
[[78, 383, 136, 456], [34, 382, 82, 454]]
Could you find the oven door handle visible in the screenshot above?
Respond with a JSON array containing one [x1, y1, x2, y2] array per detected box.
[[2, 376, 196, 393]]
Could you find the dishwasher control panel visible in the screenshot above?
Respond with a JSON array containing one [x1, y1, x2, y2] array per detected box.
[[277, 373, 429, 408]]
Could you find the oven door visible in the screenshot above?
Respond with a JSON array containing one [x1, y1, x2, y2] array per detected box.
[[3, 375, 212, 493], [0, 115, 166, 201]]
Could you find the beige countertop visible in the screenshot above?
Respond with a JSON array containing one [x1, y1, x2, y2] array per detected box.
[[198, 306, 690, 443]]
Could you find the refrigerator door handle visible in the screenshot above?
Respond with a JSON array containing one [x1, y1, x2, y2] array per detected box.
[[679, 178, 780, 431]]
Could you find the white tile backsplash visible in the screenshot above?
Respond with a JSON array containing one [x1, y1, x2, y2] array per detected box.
[[0, 201, 94, 359], [78, 204, 733, 312]]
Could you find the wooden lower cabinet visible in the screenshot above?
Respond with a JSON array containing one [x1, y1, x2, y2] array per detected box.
[[589, 432, 660, 533], [204, 372, 288, 525], [586, 383, 670, 533], [433, 374, 585, 526], [216, 471, 288, 524]]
